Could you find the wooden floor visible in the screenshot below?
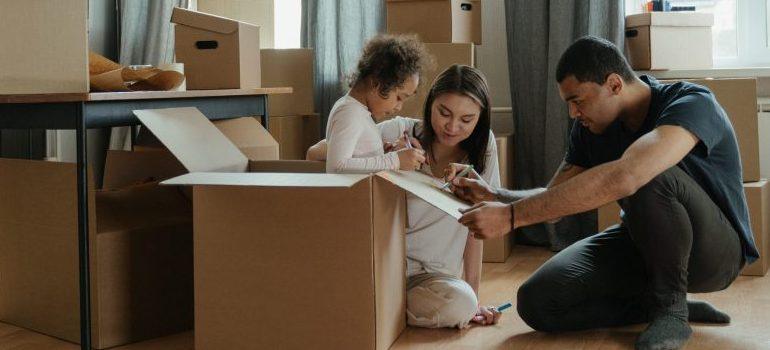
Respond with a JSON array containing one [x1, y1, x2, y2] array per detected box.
[[1, 244, 769, 349]]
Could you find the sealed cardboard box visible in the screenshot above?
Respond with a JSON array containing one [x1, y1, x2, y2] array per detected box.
[[0, 159, 193, 349], [136, 107, 472, 349], [387, 0, 481, 44], [758, 112, 770, 179], [742, 180, 770, 276], [172, 7, 260, 89], [261, 49, 315, 116], [625, 12, 713, 70], [399, 43, 474, 118], [598, 202, 623, 232], [268, 114, 321, 160], [483, 133, 514, 262], [0, 0, 89, 94], [661, 78, 760, 182]]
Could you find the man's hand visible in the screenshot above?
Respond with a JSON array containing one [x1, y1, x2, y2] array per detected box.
[[452, 177, 497, 204], [471, 305, 502, 326], [458, 202, 512, 240]]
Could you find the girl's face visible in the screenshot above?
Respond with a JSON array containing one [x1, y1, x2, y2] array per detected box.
[[366, 74, 419, 121], [429, 92, 481, 147]]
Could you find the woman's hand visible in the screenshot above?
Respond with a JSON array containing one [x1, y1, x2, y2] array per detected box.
[[398, 148, 426, 171], [471, 305, 502, 326]]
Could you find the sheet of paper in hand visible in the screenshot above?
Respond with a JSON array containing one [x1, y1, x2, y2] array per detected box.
[[377, 170, 470, 219]]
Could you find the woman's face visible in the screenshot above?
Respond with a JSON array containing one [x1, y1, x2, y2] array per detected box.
[[429, 92, 481, 147]]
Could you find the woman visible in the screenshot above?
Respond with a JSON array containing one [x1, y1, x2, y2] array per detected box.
[[307, 65, 502, 329]]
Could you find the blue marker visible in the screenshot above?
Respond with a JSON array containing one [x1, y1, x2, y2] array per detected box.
[[497, 302, 512, 312]]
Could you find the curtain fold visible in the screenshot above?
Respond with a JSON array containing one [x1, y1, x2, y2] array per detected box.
[[301, 0, 385, 132], [504, 0, 624, 250], [110, 0, 188, 151]]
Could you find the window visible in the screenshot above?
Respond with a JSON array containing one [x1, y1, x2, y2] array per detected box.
[[274, 0, 301, 49], [625, 0, 770, 68]]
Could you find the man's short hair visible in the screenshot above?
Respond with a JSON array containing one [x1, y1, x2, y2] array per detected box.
[[556, 36, 635, 84]]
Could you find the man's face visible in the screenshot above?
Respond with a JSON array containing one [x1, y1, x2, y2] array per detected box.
[[558, 75, 622, 134]]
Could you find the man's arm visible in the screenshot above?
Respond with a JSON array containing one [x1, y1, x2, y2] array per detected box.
[[494, 159, 585, 203], [513, 125, 699, 228]]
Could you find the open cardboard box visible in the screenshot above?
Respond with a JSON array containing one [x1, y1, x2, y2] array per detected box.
[[134, 107, 471, 349], [0, 159, 194, 349]]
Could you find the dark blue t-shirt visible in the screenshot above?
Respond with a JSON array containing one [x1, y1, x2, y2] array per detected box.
[[566, 75, 759, 264]]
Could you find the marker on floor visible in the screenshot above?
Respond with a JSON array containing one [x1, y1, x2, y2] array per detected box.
[[497, 302, 512, 312]]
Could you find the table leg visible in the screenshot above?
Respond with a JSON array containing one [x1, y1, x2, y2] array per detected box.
[[76, 103, 92, 350]]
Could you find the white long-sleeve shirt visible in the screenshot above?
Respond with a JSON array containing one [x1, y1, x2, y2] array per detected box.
[[376, 117, 501, 278], [325, 95, 400, 173]]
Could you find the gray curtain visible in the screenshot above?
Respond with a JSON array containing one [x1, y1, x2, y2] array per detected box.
[[504, 0, 624, 251], [301, 0, 385, 132], [110, 0, 188, 151]]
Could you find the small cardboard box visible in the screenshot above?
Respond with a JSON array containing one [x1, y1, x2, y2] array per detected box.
[[0, 159, 194, 349], [625, 12, 713, 70], [171, 7, 260, 90], [268, 114, 321, 160], [386, 0, 481, 44], [483, 133, 514, 263], [261, 49, 315, 116], [760, 112, 770, 179], [399, 43, 475, 118], [742, 180, 770, 276], [135, 107, 471, 349], [661, 78, 760, 182], [598, 201, 623, 232], [0, 0, 89, 94]]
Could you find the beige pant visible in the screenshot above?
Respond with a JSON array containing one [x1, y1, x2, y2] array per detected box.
[[406, 273, 478, 329]]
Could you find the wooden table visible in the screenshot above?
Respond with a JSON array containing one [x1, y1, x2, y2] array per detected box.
[[0, 87, 291, 350]]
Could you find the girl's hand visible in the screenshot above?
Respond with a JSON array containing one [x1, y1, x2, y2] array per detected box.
[[387, 133, 424, 152], [471, 305, 502, 326], [397, 148, 426, 171]]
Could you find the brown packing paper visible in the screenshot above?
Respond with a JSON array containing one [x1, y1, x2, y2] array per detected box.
[[88, 52, 185, 92]]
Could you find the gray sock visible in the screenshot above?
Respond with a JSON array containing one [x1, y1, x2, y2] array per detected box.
[[688, 300, 730, 324], [636, 314, 693, 350]]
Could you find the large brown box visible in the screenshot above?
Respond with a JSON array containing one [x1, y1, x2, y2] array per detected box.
[[137, 107, 471, 349], [386, 0, 481, 44], [661, 78, 760, 182], [172, 7, 260, 90], [742, 180, 770, 276], [268, 114, 322, 160], [261, 49, 315, 116], [0, 159, 193, 349], [483, 133, 514, 263], [399, 43, 474, 118], [625, 12, 713, 70]]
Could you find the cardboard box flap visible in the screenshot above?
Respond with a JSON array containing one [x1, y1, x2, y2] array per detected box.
[[626, 12, 714, 28], [376, 170, 470, 219], [134, 107, 248, 173], [213, 117, 279, 160], [162, 172, 368, 188], [171, 7, 241, 34]]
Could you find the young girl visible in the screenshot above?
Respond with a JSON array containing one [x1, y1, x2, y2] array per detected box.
[[325, 34, 430, 173], [309, 65, 502, 329]]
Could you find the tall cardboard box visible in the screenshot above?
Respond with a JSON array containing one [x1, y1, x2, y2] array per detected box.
[[483, 133, 514, 262], [172, 7, 261, 90], [742, 180, 770, 276], [400, 43, 475, 118], [0, 0, 89, 94], [136, 107, 472, 349], [760, 112, 770, 179], [268, 114, 321, 160], [625, 12, 713, 70], [386, 0, 482, 44], [0, 160, 194, 349], [670, 79, 759, 182], [261, 49, 315, 116]]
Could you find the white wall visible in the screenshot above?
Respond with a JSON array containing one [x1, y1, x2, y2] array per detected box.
[[475, 0, 513, 134]]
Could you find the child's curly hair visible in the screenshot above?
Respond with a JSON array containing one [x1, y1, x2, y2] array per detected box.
[[349, 34, 433, 98]]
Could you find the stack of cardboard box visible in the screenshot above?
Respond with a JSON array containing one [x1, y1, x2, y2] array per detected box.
[[261, 49, 322, 160], [387, 0, 512, 262], [598, 78, 770, 276]]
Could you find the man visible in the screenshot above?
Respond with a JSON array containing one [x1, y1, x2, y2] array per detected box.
[[451, 36, 758, 350]]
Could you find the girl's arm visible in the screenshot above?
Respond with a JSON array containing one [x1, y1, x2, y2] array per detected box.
[[325, 111, 400, 174]]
